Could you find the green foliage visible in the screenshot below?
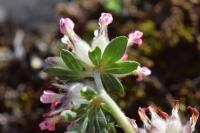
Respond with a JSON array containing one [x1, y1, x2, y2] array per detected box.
[[102, 74, 124, 96]]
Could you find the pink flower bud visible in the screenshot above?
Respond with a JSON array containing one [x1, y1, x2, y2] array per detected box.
[[156, 108, 169, 120], [138, 107, 151, 128], [40, 90, 57, 104], [60, 17, 75, 34], [99, 13, 113, 26], [140, 67, 151, 76], [187, 105, 199, 128], [128, 118, 138, 129], [128, 30, 143, 46], [134, 66, 151, 81], [121, 54, 128, 61], [39, 118, 55, 131], [51, 99, 62, 110]]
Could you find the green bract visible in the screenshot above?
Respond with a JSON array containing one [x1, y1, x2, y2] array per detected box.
[[88, 47, 102, 66], [61, 49, 83, 72], [101, 36, 128, 65], [104, 61, 139, 74], [44, 67, 82, 80], [102, 74, 124, 96], [68, 104, 116, 133]]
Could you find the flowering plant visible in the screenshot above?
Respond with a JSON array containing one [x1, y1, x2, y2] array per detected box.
[[39, 13, 199, 133]]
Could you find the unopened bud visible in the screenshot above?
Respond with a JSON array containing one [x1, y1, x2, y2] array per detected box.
[[60, 18, 75, 34], [99, 13, 113, 26]]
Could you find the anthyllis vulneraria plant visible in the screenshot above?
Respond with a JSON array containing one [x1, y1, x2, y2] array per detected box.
[[39, 13, 199, 133]]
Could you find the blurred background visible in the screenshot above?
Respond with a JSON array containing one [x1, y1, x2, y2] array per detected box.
[[0, 0, 199, 133]]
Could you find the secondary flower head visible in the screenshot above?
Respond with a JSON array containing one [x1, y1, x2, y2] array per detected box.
[[131, 101, 199, 133], [39, 83, 89, 131], [98, 13, 113, 26], [60, 18, 75, 34], [128, 30, 143, 46]]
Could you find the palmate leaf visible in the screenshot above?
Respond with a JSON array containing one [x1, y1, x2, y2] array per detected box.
[[101, 36, 128, 66], [101, 73, 124, 96], [88, 47, 102, 66], [104, 61, 139, 74], [61, 49, 83, 72]]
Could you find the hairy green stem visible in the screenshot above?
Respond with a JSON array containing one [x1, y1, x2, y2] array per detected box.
[[93, 72, 135, 133]]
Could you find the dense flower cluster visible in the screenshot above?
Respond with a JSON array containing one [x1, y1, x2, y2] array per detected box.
[[59, 12, 151, 80], [130, 101, 199, 133], [39, 83, 88, 131]]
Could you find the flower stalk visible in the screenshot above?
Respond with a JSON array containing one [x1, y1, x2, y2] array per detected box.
[[93, 72, 135, 133]]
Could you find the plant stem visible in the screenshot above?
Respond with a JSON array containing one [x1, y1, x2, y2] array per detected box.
[[93, 72, 135, 133]]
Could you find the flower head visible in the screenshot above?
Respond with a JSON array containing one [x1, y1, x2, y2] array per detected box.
[[59, 13, 144, 68]]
